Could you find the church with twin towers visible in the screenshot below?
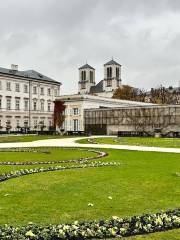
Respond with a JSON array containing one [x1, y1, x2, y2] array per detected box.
[[78, 59, 122, 98]]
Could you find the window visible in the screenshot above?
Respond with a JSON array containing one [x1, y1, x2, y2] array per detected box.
[[16, 119, 20, 127], [73, 119, 78, 131], [24, 84, 28, 93], [54, 89, 58, 96], [34, 119, 38, 127], [0, 98, 1, 109], [47, 88, 51, 96], [49, 121, 52, 126], [106, 79, 112, 87], [15, 98, 20, 110], [40, 87, 44, 95], [6, 82, 11, 91], [81, 71, 86, 81], [73, 108, 79, 115], [33, 86, 37, 94], [107, 67, 112, 78], [116, 67, 119, 78], [81, 83, 86, 89], [6, 120, 11, 128], [6, 98, 11, 110], [90, 71, 94, 83], [24, 120, 28, 127], [33, 101, 37, 111], [40, 100, 44, 111], [24, 99, 29, 111], [15, 83, 20, 92], [47, 102, 51, 112]]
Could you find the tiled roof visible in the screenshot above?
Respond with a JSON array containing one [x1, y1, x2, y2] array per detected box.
[[104, 59, 121, 66], [79, 63, 95, 70], [90, 80, 104, 93], [0, 67, 60, 84]]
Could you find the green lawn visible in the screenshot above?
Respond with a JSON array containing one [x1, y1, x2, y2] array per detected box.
[[0, 134, 74, 143], [0, 147, 179, 239], [121, 229, 180, 239], [77, 137, 180, 148]]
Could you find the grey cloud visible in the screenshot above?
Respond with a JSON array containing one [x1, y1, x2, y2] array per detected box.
[[0, 0, 180, 94]]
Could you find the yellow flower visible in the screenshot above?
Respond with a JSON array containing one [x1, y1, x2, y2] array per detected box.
[[25, 230, 36, 237]]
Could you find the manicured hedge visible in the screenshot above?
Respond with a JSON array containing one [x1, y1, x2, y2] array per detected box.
[[0, 209, 179, 239]]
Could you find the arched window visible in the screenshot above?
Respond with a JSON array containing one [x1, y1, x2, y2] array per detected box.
[[116, 67, 119, 78], [107, 67, 112, 78], [90, 71, 93, 83], [81, 71, 86, 81]]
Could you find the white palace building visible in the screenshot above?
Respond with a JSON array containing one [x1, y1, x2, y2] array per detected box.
[[58, 59, 154, 133], [0, 64, 61, 131]]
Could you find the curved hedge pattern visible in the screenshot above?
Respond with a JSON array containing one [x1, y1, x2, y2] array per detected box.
[[0, 209, 179, 239], [0, 148, 108, 166], [0, 161, 119, 183], [0, 148, 115, 183]]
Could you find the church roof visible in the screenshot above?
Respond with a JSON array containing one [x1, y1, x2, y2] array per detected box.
[[104, 59, 121, 66], [90, 80, 104, 93], [79, 63, 95, 70]]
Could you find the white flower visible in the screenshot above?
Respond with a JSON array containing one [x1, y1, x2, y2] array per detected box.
[[108, 196, 112, 200], [88, 203, 94, 207], [4, 194, 10, 197]]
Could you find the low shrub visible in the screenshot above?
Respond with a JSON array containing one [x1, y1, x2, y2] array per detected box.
[[0, 209, 179, 239]]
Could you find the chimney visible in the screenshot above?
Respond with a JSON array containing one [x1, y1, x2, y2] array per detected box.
[[11, 64, 18, 71]]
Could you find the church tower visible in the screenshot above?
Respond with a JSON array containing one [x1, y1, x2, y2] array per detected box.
[[103, 59, 122, 93], [78, 63, 95, 94]]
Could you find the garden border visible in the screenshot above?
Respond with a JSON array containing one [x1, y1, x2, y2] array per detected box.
[[0, 208, 179, 239]]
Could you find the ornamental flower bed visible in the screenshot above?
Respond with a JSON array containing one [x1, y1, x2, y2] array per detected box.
[[0, 162, 119, 183], [0, 209, 179, 239], [0, 148, 108, 166]]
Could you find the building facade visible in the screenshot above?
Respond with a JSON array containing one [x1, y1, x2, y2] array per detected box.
[[84, 105, 180, 135], [57, 94, 153, 132], [78, 59, 122, 98], [0, 65, 61, 131]]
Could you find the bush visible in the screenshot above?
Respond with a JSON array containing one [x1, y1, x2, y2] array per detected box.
[[0, 209, 179, 239]]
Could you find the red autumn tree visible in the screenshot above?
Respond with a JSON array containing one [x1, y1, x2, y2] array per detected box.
[[53, 100, 66, 129]]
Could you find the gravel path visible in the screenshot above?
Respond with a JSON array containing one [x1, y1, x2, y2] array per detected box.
[[0, 136, 179, 153]]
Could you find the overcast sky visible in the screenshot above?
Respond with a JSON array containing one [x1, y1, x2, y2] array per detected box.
[[0, 0, 180, 94]]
